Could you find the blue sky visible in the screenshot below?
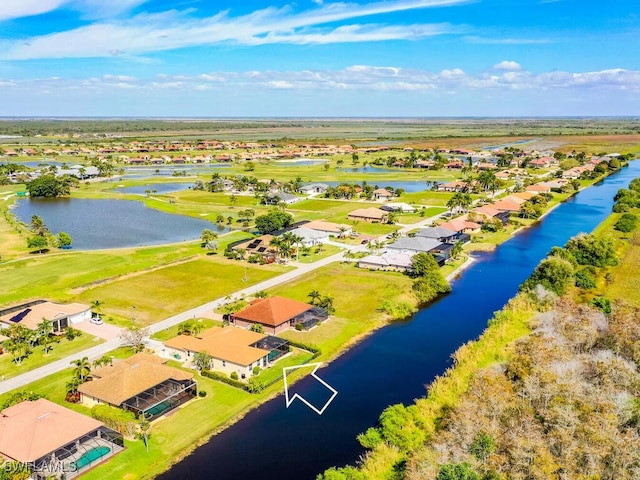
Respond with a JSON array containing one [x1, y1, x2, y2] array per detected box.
[[0, 0, 638, 116]]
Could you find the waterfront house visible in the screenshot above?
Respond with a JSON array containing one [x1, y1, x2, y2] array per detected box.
[[526, 183, 552, 194], [438, 180, 470, 192], [348, 207, 389, 223], [373, 188, 394, 200], [440, 218, 482, 234], [164, 327, 289, 378], [358, 251, 415, 272], [416, 226, 463, 243], [0, 301, 91, 334], [77, 353, 197, 421], [0, 399, 124, 479], [232, 296, 328, 335], [300, 183, 329, 194], [471, 205, 511, 224], [229, 235, 277, 262]]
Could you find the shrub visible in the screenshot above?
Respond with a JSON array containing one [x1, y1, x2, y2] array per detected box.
[[591, 296, 612, 314], [614, 213, 638, 233], [575, 266, 596, 289], [91, 404, 137, 438], [247, 377, 265, 393], [198, 390, 207, 398], [201, 370, 249, 392], [436, 463, 481, 480], [230, 371, 239, 380], [469, 432, 495, 461], [295, 323, 304, 331], [523, 256, 575, 295], [253, 366, 261, 375], [378, 300, 418, 320]]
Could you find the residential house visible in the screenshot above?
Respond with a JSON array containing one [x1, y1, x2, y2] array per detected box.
[[232, 296, 328, 335], [471, 205, 511, 224], [300, 183, 329, 194], [373, 188, 394, 200], [526, 183, 552, 194], [380, 202, 416, 213], [284, 227, 330, 246], [303, 220, 352, 237], [164, 326, 289, 378], [348, 207, 389, 223], [266, 192, 300, 205], [440, 218, 482, 234], [0, 301, 91, 334], [358, 251, 415, 272], [78, 353, 197, 421], [445, 160, 465, 169], [229, 235, 277, 262], [437, 181, 469, 192], [415, 226, 463, 243], [491, 198, 522, 212], [387, 236, 448, 256], [0, 399, 124, 479]]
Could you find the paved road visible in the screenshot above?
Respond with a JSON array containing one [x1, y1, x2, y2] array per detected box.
[[0, 211, 446, 395]]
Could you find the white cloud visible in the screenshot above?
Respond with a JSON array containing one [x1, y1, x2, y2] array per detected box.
[[71, 0, 151, 19], [465, 36, 550, 45], [0, 0, 468, 60], [4, 65, 638, 97], [0, 0, 69, 21], [494, 60, 522, 71]]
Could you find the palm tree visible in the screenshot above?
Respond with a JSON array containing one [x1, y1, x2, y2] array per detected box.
[[478, 171, 499, 197], [93, 355, 113, 368], [307, 290, 321, 305], [446, 192, 473, 214], [71, 356, 91, 383], [36, 318, 54, 355], [230, 194, 237, 208], [30, 215, 49, 236], [201, 229, 218, 251]]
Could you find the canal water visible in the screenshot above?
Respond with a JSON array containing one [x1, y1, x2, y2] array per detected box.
[[159, 162, 639, 480]]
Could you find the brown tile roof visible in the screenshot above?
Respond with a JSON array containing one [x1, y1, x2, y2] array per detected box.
[[348, 207, 387, 220], [440, 218, 481, 232], [0, 399, 103, 462], [78, 353, 193, 406], [0, 302, 90, 331], [233, 296, 312, 327], [491, 199, 522, 212], [165, 327, 268, 366], [510, 191, 537, 200], [472, 205, 504, 218], [304, 220, 351, 234]]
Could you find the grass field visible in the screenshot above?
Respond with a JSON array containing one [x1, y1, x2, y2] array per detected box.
[[0, 231, 253, 305], [72, 257, 292, 325]]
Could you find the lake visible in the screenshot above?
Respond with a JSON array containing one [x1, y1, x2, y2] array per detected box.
[[158, 161, 640, 480], [12, 198, 225, 250], [323, 180, 429, 192]]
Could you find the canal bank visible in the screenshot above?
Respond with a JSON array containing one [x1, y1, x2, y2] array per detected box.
[[158, 161, 640, 480]]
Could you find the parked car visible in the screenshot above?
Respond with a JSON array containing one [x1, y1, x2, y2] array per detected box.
[[90, 316, 104, 325]]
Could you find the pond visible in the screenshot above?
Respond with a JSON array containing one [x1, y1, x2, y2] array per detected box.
[[113, 182, 194, 195], [12, 198, 225, 250], [123, 164, 232, 179]]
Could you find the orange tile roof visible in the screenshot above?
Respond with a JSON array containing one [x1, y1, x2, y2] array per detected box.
[[165, 327, 268, 366], [304, 220, 351, 234], [233, 296, 312, 327], [0, 399, 103, 462], [348, 207, 387, 220], [441, 218, 482, 232], [491, 199, 522, 212], [78, 353, 193, 406]]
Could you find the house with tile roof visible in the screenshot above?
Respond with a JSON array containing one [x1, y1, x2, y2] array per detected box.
[[347, 207, 389, 223], [164, 326, 289, 378], [0, 300, 91, 334], [78, 353, 196, 420], [0, 399, 123, 479], [231, 296, 328, 335]]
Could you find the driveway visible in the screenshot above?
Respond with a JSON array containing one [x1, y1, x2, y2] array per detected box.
[[74, 320, 123, 341]]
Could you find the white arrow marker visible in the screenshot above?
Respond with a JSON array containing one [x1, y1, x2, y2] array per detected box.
[[283, 362, 338, 415]]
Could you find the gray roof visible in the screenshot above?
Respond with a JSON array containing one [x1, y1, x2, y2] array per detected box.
[[286, 227, 329, 242], [415, 226, 457, 239], [387, 237, 443, 253]]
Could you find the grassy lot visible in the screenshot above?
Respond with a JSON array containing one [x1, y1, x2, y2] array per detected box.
[[400, 190, 455, 206], [0, 231, 251, 306], [72, 257, 292, 325], [150, 318, 222, 342], [296, 243, 342, 263], [0, 333, 102, 381], [268, 263, 415, 360]]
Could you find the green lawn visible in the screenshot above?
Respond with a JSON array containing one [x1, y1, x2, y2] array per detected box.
[[73, 257, 292, 325], [151, 318, 223, 342], [269, 263, 415, 359], [0, 231, 252, 306], [0, 333, 102, 380], [296, 243, 342, 263]]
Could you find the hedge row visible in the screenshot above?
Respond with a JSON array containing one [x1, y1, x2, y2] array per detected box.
[[201, 370, 250, 392]]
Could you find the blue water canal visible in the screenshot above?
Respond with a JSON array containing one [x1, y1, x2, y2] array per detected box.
[[159, 162, 639, 480]]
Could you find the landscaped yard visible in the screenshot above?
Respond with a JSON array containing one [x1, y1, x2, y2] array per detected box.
[[0, 333, 102, 380]]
